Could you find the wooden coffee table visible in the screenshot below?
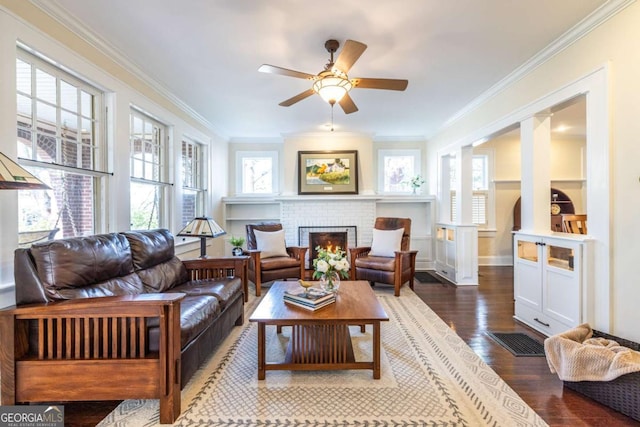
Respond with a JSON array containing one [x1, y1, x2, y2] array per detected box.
[[249, 280, 389, 379]]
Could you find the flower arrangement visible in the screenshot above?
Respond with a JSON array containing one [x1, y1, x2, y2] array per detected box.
[[312, 245, 350, 291], [410, 174, 425, 190]]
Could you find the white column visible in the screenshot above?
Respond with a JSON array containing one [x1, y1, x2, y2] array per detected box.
[[439, 154, 451, 222], [456, 146, 474, 225], [520, 114, 551, 232]]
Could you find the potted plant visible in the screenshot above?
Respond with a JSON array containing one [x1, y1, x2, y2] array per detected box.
[[229, 236, 245, 256]]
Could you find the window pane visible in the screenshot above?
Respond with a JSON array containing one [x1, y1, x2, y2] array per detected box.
[[35, 69, 56, 104], [16, 59, 31, 95], [81, 90, 92, 117], [35, 130, 57, 163], [130, 181, 160, 230], [182, 188, 199, 226], [18, 167, 95, 245], [242, 157, 272, 193], [60, 80, 78, 113], [383, 155, 415, 192], [472, 156, 488, 190]]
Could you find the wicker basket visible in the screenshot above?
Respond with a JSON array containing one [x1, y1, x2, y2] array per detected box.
[[563, 330, 640, 421]]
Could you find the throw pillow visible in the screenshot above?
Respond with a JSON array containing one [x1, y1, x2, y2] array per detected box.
[[368, 228, 404, 258], [254, 229, 289, 258]]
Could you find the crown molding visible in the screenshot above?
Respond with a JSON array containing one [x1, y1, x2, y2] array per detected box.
[[28, 0, 228, 139], [439, 0, 635, 133]]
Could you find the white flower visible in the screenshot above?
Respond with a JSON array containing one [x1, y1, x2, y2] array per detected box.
[[329, 258, 337, 266], [335, 259, 350, 271], [316, 259, 329, 273]]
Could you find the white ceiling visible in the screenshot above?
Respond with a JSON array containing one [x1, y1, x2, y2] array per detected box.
[[34, 0, 604, 140]]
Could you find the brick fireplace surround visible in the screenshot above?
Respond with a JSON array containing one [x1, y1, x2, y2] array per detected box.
[[279, 198, 376, 259]]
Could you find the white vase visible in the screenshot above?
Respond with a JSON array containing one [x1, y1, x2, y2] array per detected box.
[[320, 271, 341, 293]]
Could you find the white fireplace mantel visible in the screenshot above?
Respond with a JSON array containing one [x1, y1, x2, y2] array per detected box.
[[221, 195, 436, 270]]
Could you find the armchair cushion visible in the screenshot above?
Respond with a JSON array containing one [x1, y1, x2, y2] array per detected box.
[[259, 256, 302, 271], [254, 229, 288, 258], [369, 228, 404, 258], [355, 255, 396, 272]]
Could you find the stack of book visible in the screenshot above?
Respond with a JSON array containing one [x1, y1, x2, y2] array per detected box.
[[283, 288, 336, 311]]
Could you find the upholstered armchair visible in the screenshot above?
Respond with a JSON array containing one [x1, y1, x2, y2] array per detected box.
[[349, 217, 417, 296], [245, 222, 307, 296]]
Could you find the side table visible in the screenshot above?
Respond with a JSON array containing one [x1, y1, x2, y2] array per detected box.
[[182, 255, 250, 302]]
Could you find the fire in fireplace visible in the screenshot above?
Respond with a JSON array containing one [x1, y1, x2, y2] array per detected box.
[[309, 232, 348, 262], [298, 226, 357, 269]]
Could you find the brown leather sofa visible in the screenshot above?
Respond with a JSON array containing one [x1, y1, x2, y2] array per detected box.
[[0, 229, 245, 424]]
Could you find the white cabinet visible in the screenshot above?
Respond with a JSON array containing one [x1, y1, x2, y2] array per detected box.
[[435, 223, 478, 285], [513, 232, 592, 336]]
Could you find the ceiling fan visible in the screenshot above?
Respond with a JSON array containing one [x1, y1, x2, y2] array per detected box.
[[258, 39, 408, 114]]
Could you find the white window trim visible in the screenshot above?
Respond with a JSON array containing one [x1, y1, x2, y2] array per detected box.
[[377, 149, 422, 194], [235, 150, 279, 196], [449, 149, 496, 230]]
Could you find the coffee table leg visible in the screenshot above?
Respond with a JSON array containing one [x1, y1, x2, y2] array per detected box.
[[373, 321, 381, 379], [258, 322, 266, 380]]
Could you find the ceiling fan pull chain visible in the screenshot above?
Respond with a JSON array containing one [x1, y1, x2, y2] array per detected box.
[[330, 103, 335, 132]]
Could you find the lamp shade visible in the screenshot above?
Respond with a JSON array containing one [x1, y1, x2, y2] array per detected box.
[[177, 217, 226, 238], [312, 71, 353, 104], [177, 217, 226, 258], [0, 152, 50, 190]]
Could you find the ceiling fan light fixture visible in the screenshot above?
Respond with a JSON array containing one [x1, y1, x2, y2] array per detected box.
[[313, 73, 352, 104]]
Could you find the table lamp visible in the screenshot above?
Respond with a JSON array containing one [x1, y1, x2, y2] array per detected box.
[[177, 217, 226, 258]]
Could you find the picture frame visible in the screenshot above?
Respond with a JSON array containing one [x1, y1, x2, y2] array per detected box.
[[298, 150, 359, 195]]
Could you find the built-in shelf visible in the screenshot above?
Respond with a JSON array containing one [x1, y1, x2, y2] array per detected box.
[[222, 195, 437, 269]]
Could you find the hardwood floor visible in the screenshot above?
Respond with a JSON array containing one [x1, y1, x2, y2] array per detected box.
[[62, 266, 638, 426], [413, 266, 638, 427]]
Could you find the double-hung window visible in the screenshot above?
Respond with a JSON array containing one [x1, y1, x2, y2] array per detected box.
[[235, 151, 278, 195], [450, 153, 492, 228], [130, 109, 169, 230], [16, 50, 105, 245], [181, 137, 206, 226]]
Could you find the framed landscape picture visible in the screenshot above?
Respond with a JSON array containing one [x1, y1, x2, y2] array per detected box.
[[298, 150, 358, 195]]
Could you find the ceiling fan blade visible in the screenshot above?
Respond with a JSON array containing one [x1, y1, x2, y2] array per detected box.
[[333, 40, 367, 73], [352, 78, 408, 91], [279, 88, 316, 107], [338, 93, 358, 114], [259, 64, 315, 80]]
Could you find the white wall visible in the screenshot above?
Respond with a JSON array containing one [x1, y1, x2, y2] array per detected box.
[[427, 1, 640, 342]]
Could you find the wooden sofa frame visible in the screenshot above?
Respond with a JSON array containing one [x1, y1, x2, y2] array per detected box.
[[0, 257, 247, 424]]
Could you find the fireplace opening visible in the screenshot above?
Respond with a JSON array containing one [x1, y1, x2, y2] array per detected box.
[[298, 226, 357, 269], [309, 232, 348, 263]]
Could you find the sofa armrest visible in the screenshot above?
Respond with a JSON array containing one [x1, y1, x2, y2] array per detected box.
[[0, 293, 184, 423], [182, 256, 249, 302]]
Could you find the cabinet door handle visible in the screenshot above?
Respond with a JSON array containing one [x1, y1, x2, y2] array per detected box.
[[534, 317, 550, 327]]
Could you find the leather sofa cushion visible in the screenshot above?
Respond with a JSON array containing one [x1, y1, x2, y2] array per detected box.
[[52, 273, 144, 300], [148, 295, 220, 351], [355, 255, 396, 272], [170, 277, 242, 309], [28, 233, 141, 300], [123, 229, 176, 270], [260, 256, 300, 271], [136, 256, 189, 293]]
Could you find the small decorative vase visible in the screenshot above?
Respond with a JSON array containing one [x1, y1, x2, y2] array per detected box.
[[320, 271, 341, 293], [232, 247, 243, 256]]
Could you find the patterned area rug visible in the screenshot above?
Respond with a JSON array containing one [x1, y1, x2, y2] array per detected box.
[[98, 286, 548, 426]]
